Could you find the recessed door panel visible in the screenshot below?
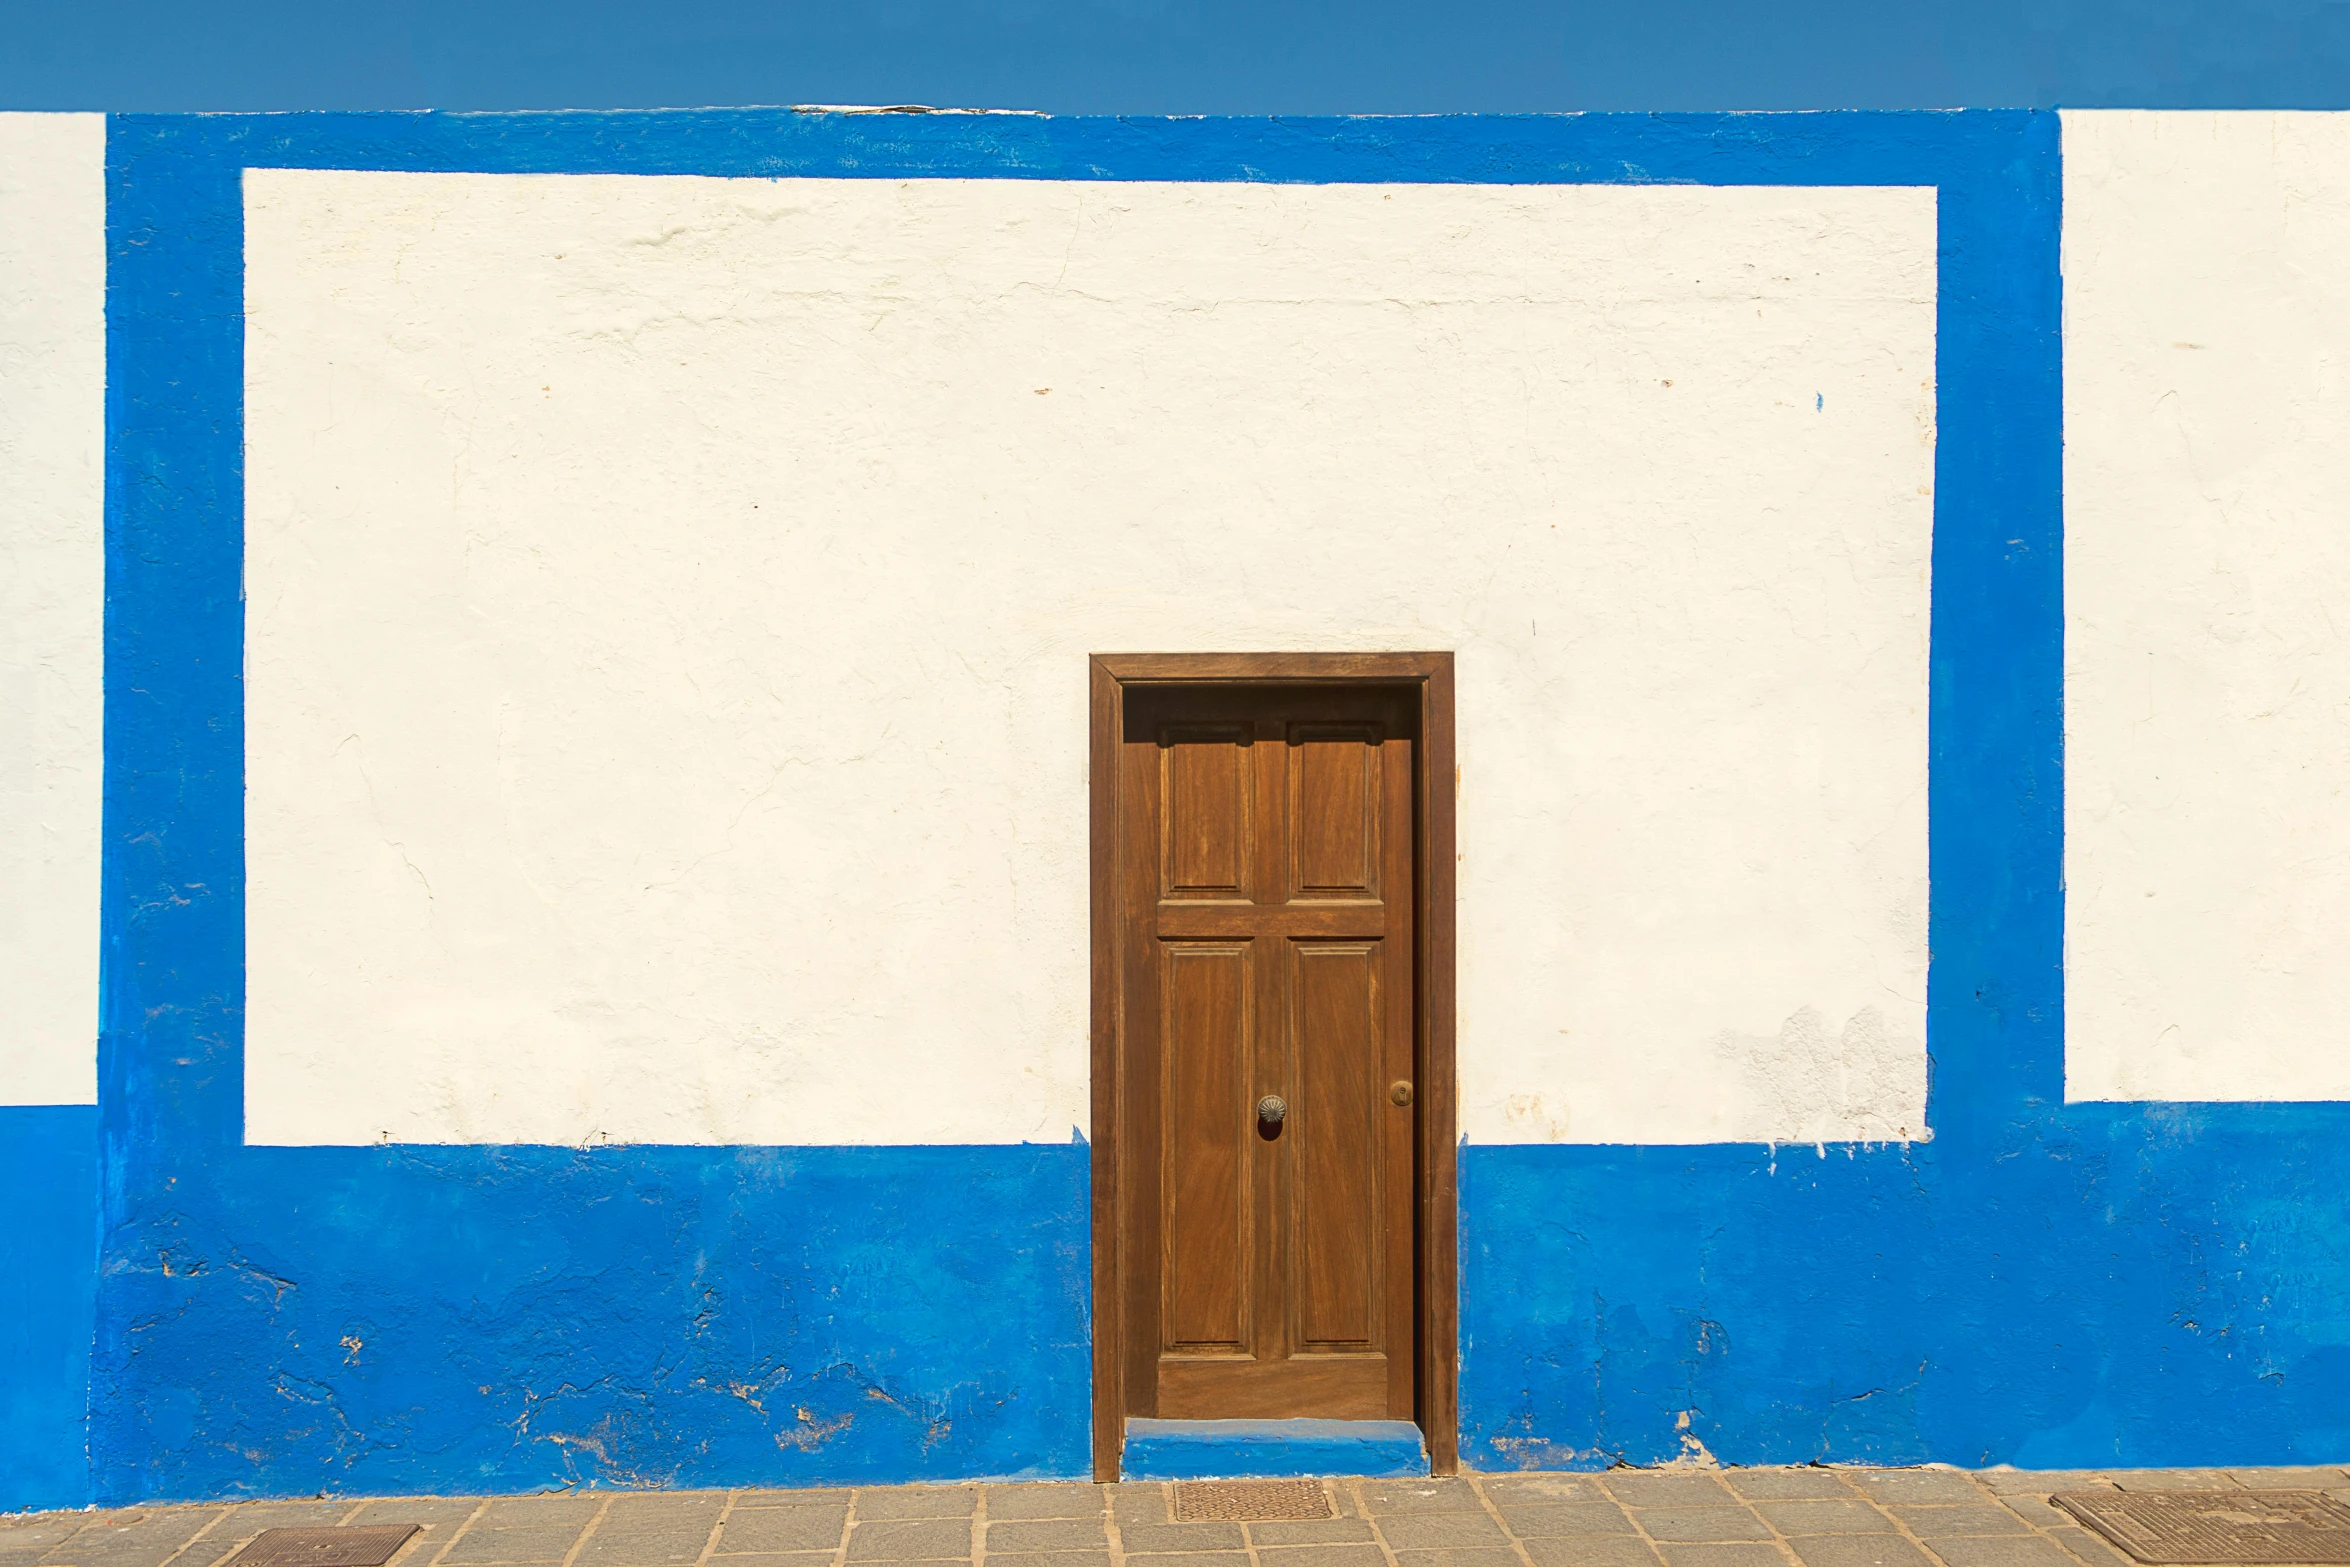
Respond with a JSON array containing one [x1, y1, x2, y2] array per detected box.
[[1289, 726, 1380, 898], [1161, 941, 1253, 1352], [1163, 727, 1252, 898], [1293, 941, 1382, 1351]]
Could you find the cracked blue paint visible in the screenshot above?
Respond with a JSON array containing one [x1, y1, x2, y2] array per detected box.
[[93, 1145, 1090, 1500]]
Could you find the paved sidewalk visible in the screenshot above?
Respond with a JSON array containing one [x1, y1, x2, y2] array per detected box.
[[11, 1468, 2350, 1567]]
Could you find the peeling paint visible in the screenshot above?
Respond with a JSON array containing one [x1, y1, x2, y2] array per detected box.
[[92, 1144, 1087, 1501]]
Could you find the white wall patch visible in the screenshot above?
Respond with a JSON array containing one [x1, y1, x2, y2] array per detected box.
[[2066, 111, 2350, 1103], [0, 113, 106, 1108], [244, 170, 1935, 1147]]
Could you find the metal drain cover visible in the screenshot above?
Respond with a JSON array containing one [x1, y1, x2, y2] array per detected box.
[[2055, 1491, 2350, 1564], [1173, 1479, 1334, 1522], [228, 1527, 421, 1567]]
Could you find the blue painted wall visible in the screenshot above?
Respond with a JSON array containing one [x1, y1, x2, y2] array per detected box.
[[52, 105, 2350, 1508], [1460, 1124, 2350, 1470], [90, 1144, 1090, 1499], [0, 1106, 98, 1512]]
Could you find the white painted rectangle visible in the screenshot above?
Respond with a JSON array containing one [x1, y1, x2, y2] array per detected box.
[[244, 169, 1934, 1146], [2065, 110, 2350, 1103], [0, 113, 106, 1108]]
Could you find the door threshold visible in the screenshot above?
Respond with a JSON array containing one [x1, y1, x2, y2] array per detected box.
[[1121, 1417, 1430, 1479]]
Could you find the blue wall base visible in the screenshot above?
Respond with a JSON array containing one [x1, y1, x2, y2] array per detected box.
[[1121, 1419, 1430, 1479], [0, 1105, 97, 1514]]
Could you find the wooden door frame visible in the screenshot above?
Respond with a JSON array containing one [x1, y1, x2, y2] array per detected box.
[[1089, 652, 1459, 1480]]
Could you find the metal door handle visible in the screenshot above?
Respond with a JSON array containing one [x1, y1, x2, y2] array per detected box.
[[1256, 1095, 1287, 1125]]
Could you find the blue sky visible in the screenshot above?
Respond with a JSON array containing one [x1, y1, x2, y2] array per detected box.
[[2, 0, 2347, 113]]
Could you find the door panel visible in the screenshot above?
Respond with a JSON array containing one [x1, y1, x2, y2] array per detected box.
[[1160, 942, 1252, 1352], [1118, 685, 1417, 1423], [1155, 1352, 1389, 1419], [1289, 727, 1380, 898], [1293, 941, 1381, 1351], [1163, 728, 1252, 899]]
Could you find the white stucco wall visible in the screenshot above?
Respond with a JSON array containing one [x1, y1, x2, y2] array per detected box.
[[244, 169, 1935, 1147], [2065, 111, 2350, 1102], [0, 113, 105, 1108]]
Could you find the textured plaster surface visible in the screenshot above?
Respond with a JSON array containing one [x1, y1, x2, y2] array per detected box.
[[2063, 110, 2350, 1102], [241, 169, 1933, 1149], [0, 111, 104, 1108]]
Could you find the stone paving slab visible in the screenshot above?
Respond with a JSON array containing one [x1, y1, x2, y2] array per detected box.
[[13, 1467, 2350, 1567]]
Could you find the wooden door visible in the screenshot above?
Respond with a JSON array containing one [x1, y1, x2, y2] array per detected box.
[[1117, 684, 1417, 1421]]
